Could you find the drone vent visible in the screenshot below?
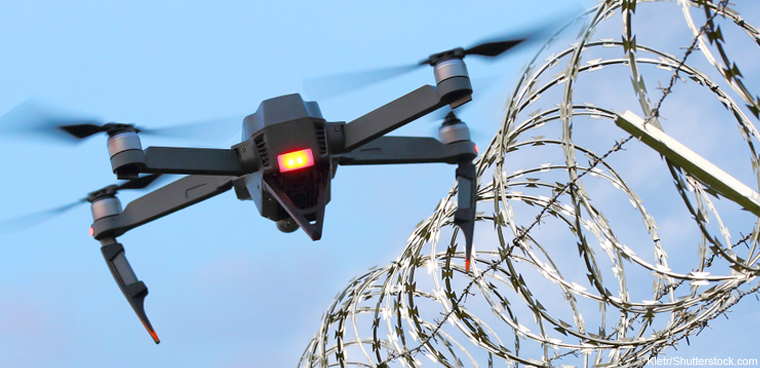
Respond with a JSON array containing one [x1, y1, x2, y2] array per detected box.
[[277, 169, 320, 210], [315, 126, 327, 155], [254, 135, 270, 167]]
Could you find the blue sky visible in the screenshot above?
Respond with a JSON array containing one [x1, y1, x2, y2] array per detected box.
[[0, 1, 757, 367]]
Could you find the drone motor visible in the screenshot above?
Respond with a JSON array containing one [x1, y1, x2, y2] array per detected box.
[[438, 112, 472, 144], [107, 129, 145, 179]]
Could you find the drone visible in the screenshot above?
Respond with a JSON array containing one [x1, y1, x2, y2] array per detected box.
[[0, 33, 537, 344]]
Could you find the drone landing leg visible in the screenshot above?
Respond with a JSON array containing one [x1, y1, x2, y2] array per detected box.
[[454, 160, 477, 272], [99, 237, 160, 344], [88, 175, 237, 343], [339, 136, 478, 272]]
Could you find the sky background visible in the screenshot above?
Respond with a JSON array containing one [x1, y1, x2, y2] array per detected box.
[[0, 1, 757, 367]]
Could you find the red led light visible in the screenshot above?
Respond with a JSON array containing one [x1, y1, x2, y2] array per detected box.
[[277, 149, 314, 173], [89, 227, 94, 237]]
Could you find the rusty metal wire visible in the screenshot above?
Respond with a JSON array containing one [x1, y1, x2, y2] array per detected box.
[[301, 1, 760, 366]]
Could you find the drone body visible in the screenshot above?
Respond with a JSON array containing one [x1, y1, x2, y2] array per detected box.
[[235, 94, 334, 239]]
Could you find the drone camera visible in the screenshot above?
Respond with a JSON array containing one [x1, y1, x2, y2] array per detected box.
[[276, 217, 299, 233]]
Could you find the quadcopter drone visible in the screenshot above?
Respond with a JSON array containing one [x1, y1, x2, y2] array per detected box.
[[1, 33, 536, 344]]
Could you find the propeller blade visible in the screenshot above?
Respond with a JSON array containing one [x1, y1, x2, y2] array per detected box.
[[60, 123, 109, 139], [1, 98, 241, 144], [303, 63, 421, 100], [0, 174, 165, 233], [0, 98, 105, 143], [138, 116, 242, 144], [463, 37, 531, 58], [429, 106, 457, 123], [303, 9, 578, 99], [0, 200, 86, 233], [464, 8, 580, 60]]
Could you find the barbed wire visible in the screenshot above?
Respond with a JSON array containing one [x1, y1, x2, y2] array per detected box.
[[301, 0, 760, 367]]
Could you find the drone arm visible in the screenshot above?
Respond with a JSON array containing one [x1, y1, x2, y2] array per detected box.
[[341, 86, 444, 152], [91, 175, 234, 343], [91, 175, 235, 239], [340, 76, 472, 152], [141, 147, 248, 176], [99, 237, 160, 344], [337, 136, 476, 165], [109, 144, 254, 180]]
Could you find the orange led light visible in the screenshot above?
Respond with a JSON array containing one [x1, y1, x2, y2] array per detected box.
[[277, 149, 315, 173], [89, 227, 94, 237]]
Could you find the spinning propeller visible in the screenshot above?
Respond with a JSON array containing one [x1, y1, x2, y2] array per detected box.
[[0, 172, 164, 343], [0, 98, 239, 144], [0, 174, 162, 233], [303, 27, 544, 99]]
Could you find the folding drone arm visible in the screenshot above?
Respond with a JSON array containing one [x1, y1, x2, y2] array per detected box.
[[107, 136, 254, 180], [90, 175, 235, 240], [339, 76, 472, 152], [141, 147, 248, 176], [337, 136, 475, 165]]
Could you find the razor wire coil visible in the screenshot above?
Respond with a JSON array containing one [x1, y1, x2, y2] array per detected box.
[[301, 1, 760, 367]]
